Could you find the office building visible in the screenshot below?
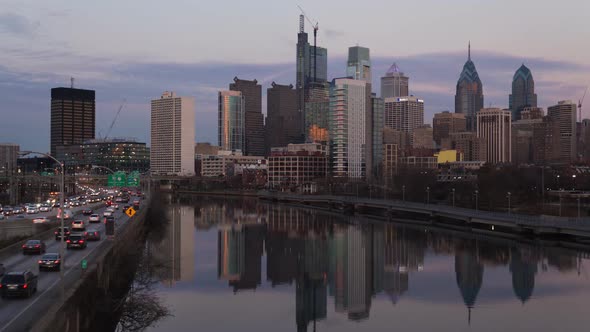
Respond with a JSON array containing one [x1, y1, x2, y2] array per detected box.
[[50, 87, 95, 156], [399, 156, 438, 170], [268, 143, 327, 192], [329, 78, 372, 179], [381, 63, 409, 99], [195, 142, 221, 157], [384, 97, 424, 132], [509, 64, 537, 120], [266, 82, 300, 152], [547, 100, 577, 163], [476, 108, 511, 164], [412, 125, 434, 149], [455, 44, 484, 131], [383, 144, 399, 183], [433, 112, 467, 146], [0, 143, 19, 175], [201, 151, 265, 178], [218, 90, 245, 152], [512, 118, 544, 165], [346, 46, 371, 83], [150, 91, 195, 176], [230, 77, 265, 156], [305, 81, 330, 143], [520, 107, 544, 120], [371, 94, 384, 178], [450, 132, 486, 161], [383, 128, 410, 153]]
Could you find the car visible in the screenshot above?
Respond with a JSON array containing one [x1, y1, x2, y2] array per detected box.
[[88, 214, 100, 223], [0, 214, 4, 220], [133, 200, 140, 210], [66, 234, 87, 249], [71, 220, 85, 230], [57, 209, 73, 220], [55, 227, 71, 240], [85, 229, 101, 241], [82, 209, 93, 215], [22, 240, 46, 255], [0, 264, 5, 276], [3, 207, 13, 216], [113, 203, 119, 210], [12, 206, 23, 214], [102, 215, 115, 224], [39, 205, 52, 212], [32, 217, 50, 224], [26, 206, 39, 214], [38, 253, 61, 271], [103, 210, 113, 217], [0, 271, 38, 298]]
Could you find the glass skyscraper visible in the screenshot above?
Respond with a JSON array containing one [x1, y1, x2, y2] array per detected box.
[[218, 91, 245, 152], [455, 44, 484, 131], [509, 64, 537, 120], [346, 46, 371, 83], [380, 63, 409, 99]]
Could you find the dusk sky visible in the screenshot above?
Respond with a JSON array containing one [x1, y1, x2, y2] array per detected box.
[[1, 0, 589, 152]]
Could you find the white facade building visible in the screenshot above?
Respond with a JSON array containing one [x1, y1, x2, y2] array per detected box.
[[150, 91, 195, 176], [384, 96, 424, 132], [476, 108, 512, 164]]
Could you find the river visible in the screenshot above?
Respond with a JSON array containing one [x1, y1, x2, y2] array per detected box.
[[121, 195, 590, 332]]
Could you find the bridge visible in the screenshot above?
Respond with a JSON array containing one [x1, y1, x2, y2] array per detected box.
[[259, 193, 590, 241]]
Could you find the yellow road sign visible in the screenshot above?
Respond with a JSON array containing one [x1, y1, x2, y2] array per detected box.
[[125, 206, 136, 217]]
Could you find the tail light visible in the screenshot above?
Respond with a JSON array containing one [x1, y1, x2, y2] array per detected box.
[[54, 260, 60, 263], [22, 245, 26, 248], [79, 240, 85, 244], [66, 240, 71, 243], [54, 231, 58, 234], [0, 284, 3, 288], [35, 245, 40, 248], [22, 283, 28, 289]]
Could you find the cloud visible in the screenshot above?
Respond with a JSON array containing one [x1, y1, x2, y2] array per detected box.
[[0, 13, 39, 37], [323, 28, 345, 39]]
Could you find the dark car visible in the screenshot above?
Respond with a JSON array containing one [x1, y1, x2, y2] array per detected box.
[[82, 209, 93, 215], [2, 207, 13, 216], [66, 234, 87, 249], [22, 240, 46, 255], [38, 253, 61, 271], [0, 271, 38, 298], [102, 215, 115, 225], [55, 227, 71, 240], [85, 229, 101, 241]]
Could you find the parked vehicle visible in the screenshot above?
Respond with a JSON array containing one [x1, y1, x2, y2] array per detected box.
[[0, 271, 38, 298], [22, 240, 46, 255], [38, 253, 61, 271]]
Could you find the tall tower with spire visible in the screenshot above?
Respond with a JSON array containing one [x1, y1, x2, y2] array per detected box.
[[455, 42, 484, 131], [380, 63, 409, 98], [509, 64, 537, 120]]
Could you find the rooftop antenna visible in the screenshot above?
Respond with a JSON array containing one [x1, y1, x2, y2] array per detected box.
[[70, 77, 74, 88], [468, 41, 471, 61]]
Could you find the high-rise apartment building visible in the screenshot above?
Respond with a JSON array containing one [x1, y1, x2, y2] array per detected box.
[[266, 82, 300, 153], [371, 94, 384, 178], [305, 82, 330, 143], [229, 77, 265, 156], [547, 100, 577, 163], [329, 78, 372, 179], [50, 87, 95, 156], [346, 46, 371, 83], [218, 90, 245, 152], [0, 143, 19, 175], [380, 63, 409, 99], [455, 44, 484, 131], [509, 64, 537, 121], [384, 97, 424, 132], [433, 112, 467, 146], [150, 91, 195, 176], [476, 108, 511, 164]]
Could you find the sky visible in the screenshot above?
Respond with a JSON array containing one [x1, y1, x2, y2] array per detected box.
[[0, 0, 589, 152]]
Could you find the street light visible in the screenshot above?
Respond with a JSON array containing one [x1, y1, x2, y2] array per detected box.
[[19, 151, 65, 301], [91, 165, 115, 174], [451, 188, 456, 207], [573, 174, 577, 191], [426, 186, 430, 205], [507, 192, 512, 214]]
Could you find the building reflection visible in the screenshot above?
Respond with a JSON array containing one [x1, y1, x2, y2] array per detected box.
[[510, 247, 538, 303], [218, 224, 265, 292], [454, 241, 483, 324]]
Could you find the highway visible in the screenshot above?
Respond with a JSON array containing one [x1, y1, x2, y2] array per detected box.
[[0, 200, 140, 332]]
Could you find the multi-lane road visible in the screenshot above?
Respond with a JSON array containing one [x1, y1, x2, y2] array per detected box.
[[0, 200, 139, 332]]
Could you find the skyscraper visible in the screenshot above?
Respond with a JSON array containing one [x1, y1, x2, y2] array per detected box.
[[433, 112, 467, 147], [547, 100, 577, 163], [329, 78, 372, 179], [229, 77, 265, 156], [346, 46, 371, 83], [476, 108, 511, 164], [150, 91, 195, 176], [0, 143, 19, 175], [305, 82, 330, 143], [380, 63, 409, 99], [455, 43, 484, 131], [371, 94, 384, 179], [218, 90, 245, 152], [266, 82, 300, 153], [50, 87, 95, 156], [509, 64, 537, 120], [384, 97, 424, 132]]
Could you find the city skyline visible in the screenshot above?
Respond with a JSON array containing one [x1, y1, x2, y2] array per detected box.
[[0, 1, 588, 152]]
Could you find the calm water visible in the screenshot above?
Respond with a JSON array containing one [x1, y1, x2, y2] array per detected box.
[[134, 196, 590, 332]]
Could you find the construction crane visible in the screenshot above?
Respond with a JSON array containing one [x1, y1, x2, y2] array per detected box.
[[104, 100, 126, 140], [297, 5, 319, 83], [579, 87, 588, 121]]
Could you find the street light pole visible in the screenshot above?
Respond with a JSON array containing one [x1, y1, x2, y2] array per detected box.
[[577, 196, 581, 218]]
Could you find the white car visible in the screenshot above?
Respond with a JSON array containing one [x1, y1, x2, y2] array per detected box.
[[39, 205, 52, 212], [103, 210, 113, 217], [71, 220, 85, 230], [26, 206, 39, 214], [88, 214, 100, 223], [33, 217, 50, 224]]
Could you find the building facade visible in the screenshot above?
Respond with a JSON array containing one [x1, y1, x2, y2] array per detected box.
[[0, 143, 19, 175], [150, 91, 195, 176], [371, 95, 384, 178], [266, 82, 300, 152], [329, 78, 372, 179], [267, 143, 327, 191], [346, 46, 371, 83], [509, 64, 537, 121], [305, 82, 330, 144], [230, 77, 265, 156], [433, 112, 467, 147], [411, 125, 434, 149], [218, 90, 245, 152], [512, 119, 544, 165], [380, 63, 409, 99], [50, 87, 95, 156], [450, 132, 486, 161], [201, 151, 265, 178], [382, 144, 399, 184], [476, 108, 511, 164], [455, 44, 484, 131], [547, 100, 577, 163], [384, 97, 424, 132]]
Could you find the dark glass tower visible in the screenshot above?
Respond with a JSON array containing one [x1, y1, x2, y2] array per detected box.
[[229, 77, 265, 156], [266, 82, 300, 153], [455, 43, 484, 131], [50, 87, 95, 156], [509, 64, 537, 120]]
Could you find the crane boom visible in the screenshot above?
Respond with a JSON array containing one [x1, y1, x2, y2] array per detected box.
[[104, 100, 126, 140], [579, 87, 588, 121]]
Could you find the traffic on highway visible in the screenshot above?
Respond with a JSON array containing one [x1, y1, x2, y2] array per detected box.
[[0, 188, 145, 332]]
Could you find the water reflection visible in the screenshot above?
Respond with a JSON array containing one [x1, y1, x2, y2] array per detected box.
[[146, 197, 590, 332]]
